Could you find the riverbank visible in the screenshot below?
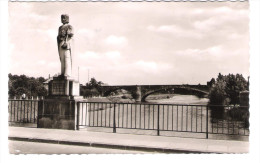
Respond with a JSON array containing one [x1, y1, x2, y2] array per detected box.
[[85, 96, 135, 103], [146, 94, 175, 101], [85, 93, 208, 104]]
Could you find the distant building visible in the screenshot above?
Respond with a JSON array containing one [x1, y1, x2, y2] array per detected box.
[[43, 78, 51, 93], [43, 74, 60, 91]]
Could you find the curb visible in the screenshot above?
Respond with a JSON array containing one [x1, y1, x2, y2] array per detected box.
[[8, 136, 215, 154]]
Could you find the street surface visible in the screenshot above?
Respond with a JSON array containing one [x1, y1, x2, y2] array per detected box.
[[9, 140, 153, 154]]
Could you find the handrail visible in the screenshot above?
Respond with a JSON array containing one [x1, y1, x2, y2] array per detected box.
[[76, 101, 249, 139]]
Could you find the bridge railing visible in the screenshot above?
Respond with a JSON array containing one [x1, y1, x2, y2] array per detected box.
[[8, 99, 39, 126], [76, 102, 249, 139], [7, 99, 249, 139]]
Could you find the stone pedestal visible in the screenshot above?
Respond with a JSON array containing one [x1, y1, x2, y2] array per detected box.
[[37, 99, 76, 130], [38, 75, 82, 130], [47, 75, 81, 99]]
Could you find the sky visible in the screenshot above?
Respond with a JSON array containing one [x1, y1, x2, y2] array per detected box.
[[8, 2, 249, 85]]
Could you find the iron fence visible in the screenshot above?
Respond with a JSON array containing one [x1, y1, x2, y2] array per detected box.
[[8, 99, 249, 139], [76, 102, 249, 138], [8, 99, 39, 124], [209, 105, 249, 136]]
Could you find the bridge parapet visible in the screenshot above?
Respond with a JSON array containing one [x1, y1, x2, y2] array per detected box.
[[100, 85, 209, 102]]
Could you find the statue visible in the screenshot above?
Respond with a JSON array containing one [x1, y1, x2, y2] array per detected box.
[[57, 14, 73, 77]]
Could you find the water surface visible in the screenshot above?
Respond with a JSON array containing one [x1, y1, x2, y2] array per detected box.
[[146, 94, 209, 105]]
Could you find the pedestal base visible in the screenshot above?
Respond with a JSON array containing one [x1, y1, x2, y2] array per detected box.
[[38, 75, 83, 130], [37, 99, 76, 130]]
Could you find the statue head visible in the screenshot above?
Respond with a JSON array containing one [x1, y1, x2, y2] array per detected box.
[[61, 14, 69, 24]]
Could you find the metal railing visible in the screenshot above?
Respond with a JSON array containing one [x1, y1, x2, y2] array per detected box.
[[8, 99, 39, 124], [209, 105, 249, 136], [76, 102, 249, 138], [8, 99, 249, 139]]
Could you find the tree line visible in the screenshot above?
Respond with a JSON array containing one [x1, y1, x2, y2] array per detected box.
[[8, 73, 249, 105], [8, 74, 104, 99], [8, 73, 47, 99]]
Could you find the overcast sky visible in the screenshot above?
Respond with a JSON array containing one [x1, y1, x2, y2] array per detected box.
[[8, 2, 249, 85]]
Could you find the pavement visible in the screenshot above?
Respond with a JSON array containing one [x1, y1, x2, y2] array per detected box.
[[8, 127, 249, 154], [8, 140, 152, 154]]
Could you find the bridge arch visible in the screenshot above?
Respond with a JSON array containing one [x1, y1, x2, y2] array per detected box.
[[141, 88, 174, 102], [141, 87, 208, 102], [102, 86, 137, 97], [101, 85, 209, 102]]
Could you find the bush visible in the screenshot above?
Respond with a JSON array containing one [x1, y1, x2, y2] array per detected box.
[[210, 105, 225, 120], [227, 106, 249, 128]]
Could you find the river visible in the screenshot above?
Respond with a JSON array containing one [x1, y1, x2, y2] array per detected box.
[[146, 94, 209, 105]]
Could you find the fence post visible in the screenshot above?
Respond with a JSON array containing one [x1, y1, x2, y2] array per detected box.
[[206, 106, 209, 139], [37, 99, 44, 128], [157, 105, 160, 136], [86, 103, 89, 127], [76, 102, 80, 130], [113, 103, 116, 133]]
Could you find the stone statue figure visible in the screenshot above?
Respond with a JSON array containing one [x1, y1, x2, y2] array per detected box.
[[57, 14, 74, 77]]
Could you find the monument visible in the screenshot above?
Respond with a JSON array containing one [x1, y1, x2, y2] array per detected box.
[[38, 15, 82, 130], [47, 14, 80, 99], [57, 14, 73, 77]]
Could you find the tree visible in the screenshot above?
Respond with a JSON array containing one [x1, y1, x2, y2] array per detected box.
[[225, 74, 248, 104], [209, 73, 248, 105], [82, 77, 104, 97], [8, 73, 47, 98], [207, 78, 216, 88], [88, 78, 103, 88], [88, 78, 98, 88], [88, 78, 103, 91], [209, 80, 227, 105], [217, 73, 224, 82]]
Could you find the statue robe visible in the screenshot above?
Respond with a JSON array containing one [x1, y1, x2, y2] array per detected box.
[[57, 24, 73, 77]]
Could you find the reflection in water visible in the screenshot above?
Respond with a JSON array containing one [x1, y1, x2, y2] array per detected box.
[[146, 94, 209, 105]]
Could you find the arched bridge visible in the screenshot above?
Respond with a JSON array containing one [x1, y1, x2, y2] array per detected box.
[[101, 85, 209, 102]]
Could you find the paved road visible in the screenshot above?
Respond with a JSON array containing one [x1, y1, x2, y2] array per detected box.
[[9, 140, 154, 154]]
